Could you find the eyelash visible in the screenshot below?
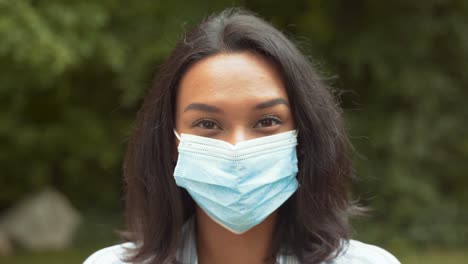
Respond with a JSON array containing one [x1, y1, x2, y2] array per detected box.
[[254, 115, 282, 128], [192, 115, 282, 130], [192, 118, 222, 130]]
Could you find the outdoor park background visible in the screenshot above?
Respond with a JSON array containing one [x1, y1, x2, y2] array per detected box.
[[0, 0, 467, 263]]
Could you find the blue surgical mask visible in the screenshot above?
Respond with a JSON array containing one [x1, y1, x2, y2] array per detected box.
[[173, 130, 299, 234]]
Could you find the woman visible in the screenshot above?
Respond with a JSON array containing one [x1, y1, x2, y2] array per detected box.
[[84, 8, 400, 264]]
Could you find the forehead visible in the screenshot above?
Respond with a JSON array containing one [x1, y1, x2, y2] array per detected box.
[[177, 52, 288, 107]]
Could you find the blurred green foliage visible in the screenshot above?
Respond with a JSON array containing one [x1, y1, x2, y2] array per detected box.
[[0, 0, 467, 248]]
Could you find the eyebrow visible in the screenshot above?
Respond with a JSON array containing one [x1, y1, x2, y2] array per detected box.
[[184, 103, 223, 113], [183, 98, 289, 113], [254, 98, 290, 110]]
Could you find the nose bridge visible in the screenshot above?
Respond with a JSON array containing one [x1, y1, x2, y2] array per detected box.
[[227, 126, 250, 145]]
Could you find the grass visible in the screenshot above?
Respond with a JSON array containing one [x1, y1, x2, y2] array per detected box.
[[0, 210, 123, 264], [397, 249, 467, 264], [1, 248, 94, 264]]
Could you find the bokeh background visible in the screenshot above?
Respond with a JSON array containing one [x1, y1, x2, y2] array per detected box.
[[1, 0, 467, 263]]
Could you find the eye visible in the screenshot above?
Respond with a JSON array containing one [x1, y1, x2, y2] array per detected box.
[[193, 119, 222, 130], [254, 116, 282, 128]]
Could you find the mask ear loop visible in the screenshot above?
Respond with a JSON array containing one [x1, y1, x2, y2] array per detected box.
[[173, 129, 182, 141], [172, 129, 181, 166]]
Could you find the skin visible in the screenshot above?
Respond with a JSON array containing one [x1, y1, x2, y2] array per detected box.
[[175, 51, 295, 264]]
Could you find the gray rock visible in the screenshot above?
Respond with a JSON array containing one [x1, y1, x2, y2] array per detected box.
[[0, 188, 81, 250], [0, 229, 13, 256]]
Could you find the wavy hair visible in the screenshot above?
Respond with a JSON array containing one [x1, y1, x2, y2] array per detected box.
[[122, 7, 358, 264]]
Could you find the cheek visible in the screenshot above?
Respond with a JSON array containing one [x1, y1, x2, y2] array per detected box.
[[279, 113, 296, 131], [174, 114, 182, 132], [174, 95, 186, 132], [288, 113, 297, 130], [288, 119, 296, 130]]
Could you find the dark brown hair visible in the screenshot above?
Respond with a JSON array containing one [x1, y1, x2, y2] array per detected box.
[[122, 7, 357, 264]]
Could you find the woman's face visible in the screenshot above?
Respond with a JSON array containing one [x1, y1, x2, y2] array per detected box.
[[175, 51, 295, 144]]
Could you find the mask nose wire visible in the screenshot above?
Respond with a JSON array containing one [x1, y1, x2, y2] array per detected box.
[[173, 129, 181, 141], [173, 128, 298, 144]]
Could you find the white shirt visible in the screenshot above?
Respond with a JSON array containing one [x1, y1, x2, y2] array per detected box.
[[84, 216, 400, 264]]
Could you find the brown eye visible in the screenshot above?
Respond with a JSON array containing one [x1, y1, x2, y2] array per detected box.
[[254, 116, 282, 128], [193, 119, 222, 130]]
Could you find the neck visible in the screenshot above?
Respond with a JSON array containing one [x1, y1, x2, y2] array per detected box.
[[195, 206, 277, 264]]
